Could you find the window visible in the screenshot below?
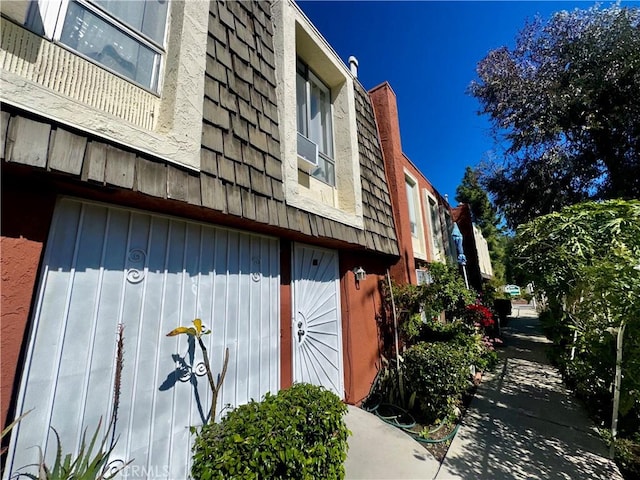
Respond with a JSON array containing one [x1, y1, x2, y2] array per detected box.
[[427, 193, 446, 261], [272, 0, 363, 228], [406, 178, 418, 237], [296, 59, 335, 186], [416, 269, 433, 285], [442, 209, 457, 263], [28, 0, 168, 91]]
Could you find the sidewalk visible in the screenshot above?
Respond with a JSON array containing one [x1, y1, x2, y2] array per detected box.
[[344, 404, 441, 479], [436, 305, 623, 479]]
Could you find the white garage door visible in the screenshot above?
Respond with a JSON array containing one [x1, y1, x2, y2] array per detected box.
[[6, 198, 280, 479]]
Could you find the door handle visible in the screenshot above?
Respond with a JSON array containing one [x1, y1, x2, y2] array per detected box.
[[297, 321, 305, 342]]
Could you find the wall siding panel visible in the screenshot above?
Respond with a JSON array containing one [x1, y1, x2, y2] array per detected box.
[[6, 198, 280, 479]]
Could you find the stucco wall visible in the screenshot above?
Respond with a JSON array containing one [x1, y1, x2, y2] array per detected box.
[[339, 253, 390, 405], [369, 83, 415, 284], [1, 184, 55, 428], [370, 82, 455, 285]]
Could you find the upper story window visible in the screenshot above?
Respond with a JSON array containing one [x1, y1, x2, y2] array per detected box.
[[28, 0, 168, 92], [426, 192, 446, 262], [272, 0, 363, 229], [406, 177, 418, 237], [296, 59, 335, 187]]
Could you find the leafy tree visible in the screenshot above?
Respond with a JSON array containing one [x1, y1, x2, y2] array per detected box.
[[514, 200, 640, 443], [455, 166, 508, 284], [470, 4, 640, 228]]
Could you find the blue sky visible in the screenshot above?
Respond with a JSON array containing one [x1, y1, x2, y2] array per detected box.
[[297, 0, 638, 202]]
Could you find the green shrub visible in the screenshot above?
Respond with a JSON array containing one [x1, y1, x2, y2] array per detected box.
[[615, 437, 640, 479], [191, 383, 349, 480], [403, 342, 470, 423], [422, 321, 499, 372]]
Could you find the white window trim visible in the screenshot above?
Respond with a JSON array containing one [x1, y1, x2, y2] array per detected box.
[[424, 189, 446, 263], [405, 175, 419, 238], [404, 170, 426, 261], [296, 58, 335, 187], [272, 0, 363, 229], [33, 0, 167, 93], [1, 1, 208, 171]]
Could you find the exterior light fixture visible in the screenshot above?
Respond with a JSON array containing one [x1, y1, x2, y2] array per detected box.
[[353, 266, 366, 282]]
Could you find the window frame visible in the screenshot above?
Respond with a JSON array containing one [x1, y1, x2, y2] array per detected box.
[[424, 189, 446, 262], [296, 58, 336, 187], [28, 0, 168, 93], [272, 0, 364, 229], [405, 176, 419, 238]]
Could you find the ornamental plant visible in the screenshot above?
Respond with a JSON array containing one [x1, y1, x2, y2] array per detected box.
[[463, 303, 495, 329], [402, 341, 469, 423], [191, 383, 349, 480], [19, 324, 131, 480]]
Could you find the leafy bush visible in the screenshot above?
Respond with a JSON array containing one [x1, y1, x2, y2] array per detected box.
[[615, 437, 640, 479], [380, 263, 476, 346], [191, 383, 349, 480], [600, 430, 640, 479], [462, 304, 495, 329], [422, 321, 499, 372], [403, 342, 470, 423]]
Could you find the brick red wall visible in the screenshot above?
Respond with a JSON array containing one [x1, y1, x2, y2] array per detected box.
[[370, 83, 454, 284], [369, 83, 416, 285], [279, 241, 293, 390], [339, 253, 390, 405], [1, 183, 55, 429]]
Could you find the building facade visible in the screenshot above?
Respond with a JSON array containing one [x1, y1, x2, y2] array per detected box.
[[1, 1, 398, 475], [369, 81, 457, 286], [452, 203, 494, 292]]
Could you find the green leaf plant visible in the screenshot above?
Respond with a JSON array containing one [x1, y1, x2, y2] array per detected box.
[[167, 319, 229, 424], [17, 324, 131, 479]]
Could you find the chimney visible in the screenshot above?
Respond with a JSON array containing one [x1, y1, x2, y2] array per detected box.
[[348, 56, 359, 78]]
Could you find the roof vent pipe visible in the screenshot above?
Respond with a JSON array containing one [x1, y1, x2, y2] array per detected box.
[[348, 56, 359, 78]]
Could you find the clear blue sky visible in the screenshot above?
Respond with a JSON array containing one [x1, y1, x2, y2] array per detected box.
[[297, 0, 639, 202]]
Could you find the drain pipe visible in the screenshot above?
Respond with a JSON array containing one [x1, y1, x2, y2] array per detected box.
[[386, 270, 400, 370], [386, 269, 403, 403]]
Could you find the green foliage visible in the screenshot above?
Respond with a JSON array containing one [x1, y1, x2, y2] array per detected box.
[[403, 342, 470, 423], [422, 321, 499, 373], [22, 420, 129, 480], [601, 430, 640, 479], [366, 321, 498, 425], [514, 199, 640, 464], [191, 383, 349, 480], [471, 4, 640, 228], [381, 263, 475, 345], [614, 437, 640, 479], [17, 324, 129, 480], [421, 263, 477, 322], [455, 166, 509, 284]]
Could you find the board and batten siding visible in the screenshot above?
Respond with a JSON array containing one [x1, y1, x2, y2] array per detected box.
[[6, 198, 280, 479]]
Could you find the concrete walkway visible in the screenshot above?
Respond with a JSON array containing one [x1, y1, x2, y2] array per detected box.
[[344, 404, 440, 479], [436, 305, 623, 480]]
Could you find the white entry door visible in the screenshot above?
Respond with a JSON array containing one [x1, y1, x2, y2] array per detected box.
[[6, 198, 280, 479], [292, 243, 344, 397]]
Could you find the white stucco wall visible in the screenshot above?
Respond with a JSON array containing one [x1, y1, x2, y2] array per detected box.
[[272, 0, 364, 229], [0, 1, 209, 170]]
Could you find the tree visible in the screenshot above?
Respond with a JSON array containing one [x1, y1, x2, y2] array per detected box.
[[455, 166, 508, 284], [514, 200, 640, 448], [470, 4, 640, 228]]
